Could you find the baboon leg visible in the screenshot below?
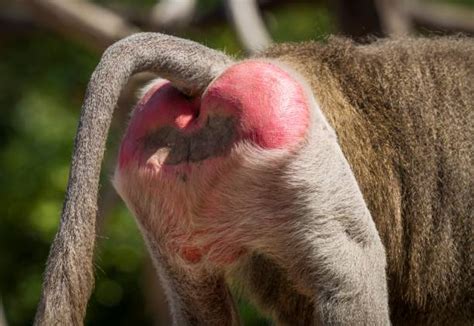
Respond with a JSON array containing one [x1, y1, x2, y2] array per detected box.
[[265, 219, 389, 325], [232, 253, 315, 325], [144, 233, 240, 326]]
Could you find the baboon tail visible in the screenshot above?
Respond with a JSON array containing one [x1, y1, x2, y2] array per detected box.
[[34, 33, 234, 326]]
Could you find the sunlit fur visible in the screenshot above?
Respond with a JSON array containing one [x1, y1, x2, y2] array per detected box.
[[114, 37, 473, 326], [257, 36, 473, 325], [114, 58, 390, 325]]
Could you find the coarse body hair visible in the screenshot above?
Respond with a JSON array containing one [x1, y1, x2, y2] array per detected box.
[[35, 33, 473, 326], [242, 36, 473, 325]]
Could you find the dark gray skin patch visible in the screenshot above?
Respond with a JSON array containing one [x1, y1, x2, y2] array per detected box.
[[142, 116, 237, 165], [179, 173, 188, 182]]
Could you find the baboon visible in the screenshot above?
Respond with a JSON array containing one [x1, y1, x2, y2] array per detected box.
[[35, 33, 473, 325]]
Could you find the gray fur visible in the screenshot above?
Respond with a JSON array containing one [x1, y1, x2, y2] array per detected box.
[[34, 33, 233, 326], [114, 58, 390, 325], [36, 33, 473, 326]]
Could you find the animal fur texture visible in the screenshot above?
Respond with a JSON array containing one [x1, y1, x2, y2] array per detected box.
[[113, 36, 473, 325], [251, 37, 474, 325], [35, 33, 473, 326], [34, 33, 234, 326]]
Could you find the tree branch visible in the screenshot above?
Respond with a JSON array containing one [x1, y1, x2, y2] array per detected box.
[[150, 0, 197, 30], [407, 1, 474, 35], [0, 296, 8, 326], [22, 0, 138, 51], [375, 0, 412, 36], [226, 0, 272, 54]]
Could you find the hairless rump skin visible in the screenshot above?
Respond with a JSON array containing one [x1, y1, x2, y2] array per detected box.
[[115, 60, 311, 266], [119, 60, 310, 170]]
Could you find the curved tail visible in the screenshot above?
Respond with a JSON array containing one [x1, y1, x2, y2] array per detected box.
[[34, 33, 234, 325]]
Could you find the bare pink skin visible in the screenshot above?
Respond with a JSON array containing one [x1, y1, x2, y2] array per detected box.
[[116, 60, 310, 265], [119, 79, 201, 169], [201, 60, 309, 149]]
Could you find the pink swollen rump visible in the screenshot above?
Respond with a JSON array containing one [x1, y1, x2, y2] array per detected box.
[[115, 60, 311, 265], [202, 60, 309, 149]]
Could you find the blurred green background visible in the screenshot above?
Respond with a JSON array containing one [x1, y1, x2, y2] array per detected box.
[[0, 0, 472, 325]]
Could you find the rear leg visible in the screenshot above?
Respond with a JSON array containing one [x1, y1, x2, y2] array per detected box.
[[142, 228, 240, 326], [232, 253, 315, 325], [193, 59, 390, 325]]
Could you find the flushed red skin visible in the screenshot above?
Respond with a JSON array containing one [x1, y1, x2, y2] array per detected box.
[[119, 60, 309, 170], [202, 60, 309, 149], [117, 60, 310, 264], [119, 80, 200, 169]]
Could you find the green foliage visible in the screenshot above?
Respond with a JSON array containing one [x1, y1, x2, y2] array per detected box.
[[267, 3, 335, 43], [0, 32, 97, 325]]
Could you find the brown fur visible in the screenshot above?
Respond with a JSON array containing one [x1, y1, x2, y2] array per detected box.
[[252, 36, 474, 325], [36, 34, 473, 325]]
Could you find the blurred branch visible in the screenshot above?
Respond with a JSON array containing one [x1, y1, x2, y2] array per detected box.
[[109, 0, 288, 30], [226, 0, 272, 54], [150, 0, 197, 30], [0, 296, 7, 326], [0, 2, 37, 35], [375, 0, 412, 36], [408, 0, 474, 35], [22, 0, 138, 51], [15, 0, 281, 53], [333, 0, 473, 40]]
